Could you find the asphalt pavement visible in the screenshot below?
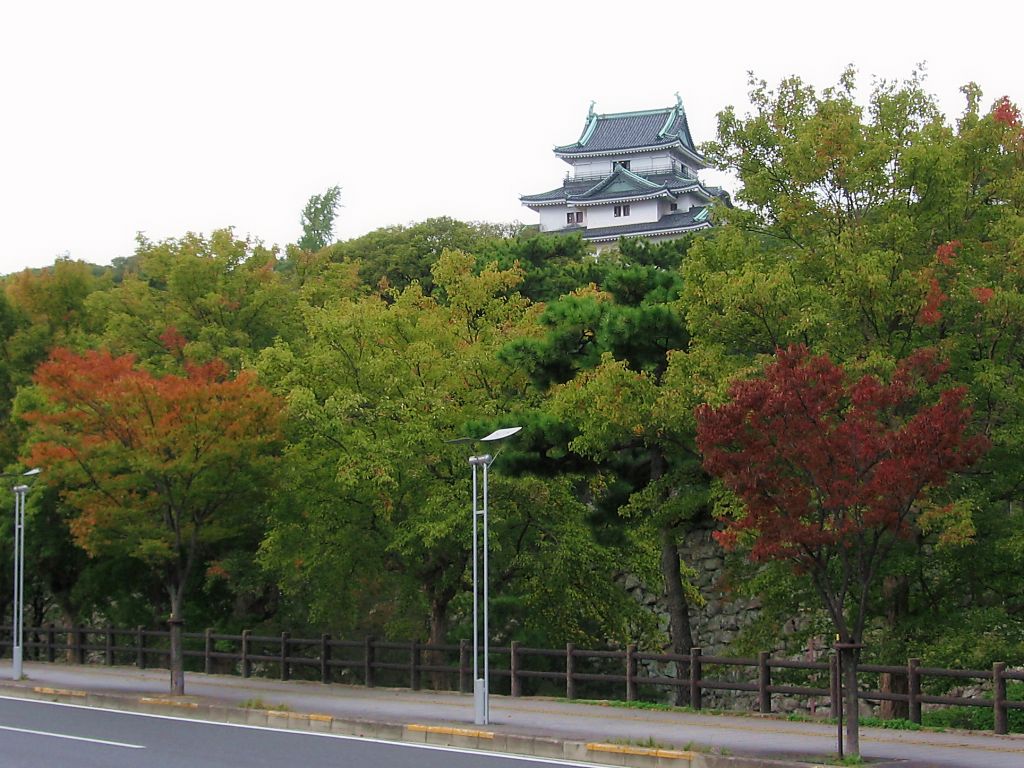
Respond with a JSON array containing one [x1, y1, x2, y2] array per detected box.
[[2, 660, 1023, 767], [0, 697, 610, 768]]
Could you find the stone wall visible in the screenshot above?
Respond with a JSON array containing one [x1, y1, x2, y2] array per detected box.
[[623, 519, 829, 712]]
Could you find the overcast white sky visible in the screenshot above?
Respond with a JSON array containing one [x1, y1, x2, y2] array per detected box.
[[1, 1, 1020, 275]]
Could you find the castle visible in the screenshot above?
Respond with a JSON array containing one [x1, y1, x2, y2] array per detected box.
[[520, 95, 726, 245]]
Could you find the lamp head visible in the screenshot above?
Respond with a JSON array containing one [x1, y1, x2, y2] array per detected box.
[[480, 427, 522, 442], [447, 426, 523, 445]]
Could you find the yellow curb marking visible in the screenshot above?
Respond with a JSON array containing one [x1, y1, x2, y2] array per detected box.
[[139, 697, 198, 709], [33, 686, 86, 697], [309, 713, 334, 722], [407, 723, 495, 740], [586, 742, 695, 760]]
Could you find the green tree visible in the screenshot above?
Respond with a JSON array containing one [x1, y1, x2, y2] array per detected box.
[[297, 185, 343, 253], [325, 217, 508, 295], [686, 69, 1024, 678], [503, 237, 708, 701], [257, 250, 638, 647], [86, 229, 301, 370]]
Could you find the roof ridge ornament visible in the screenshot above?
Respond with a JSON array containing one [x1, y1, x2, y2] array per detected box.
[[588, 100, 596, 119], [675, 91, 682, 109]]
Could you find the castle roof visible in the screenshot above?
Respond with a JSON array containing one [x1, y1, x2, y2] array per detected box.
[[521, 166, 719, 208], [554, 95, 701, 162]]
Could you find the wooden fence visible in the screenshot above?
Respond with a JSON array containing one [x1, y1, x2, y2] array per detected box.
[[2, 624, 1022, 734]]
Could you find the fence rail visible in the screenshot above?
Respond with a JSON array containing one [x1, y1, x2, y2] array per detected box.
[[2, 624, 1020, 733]]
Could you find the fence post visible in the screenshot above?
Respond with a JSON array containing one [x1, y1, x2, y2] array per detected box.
[[689, 647, 702, 710], [907, 658, 921, 724], [280, 632, 291, 681], [204, 628, 213, 674], [410, 639, 421, 691], [72, 626, 84, 665], [505, 638, 520, 700], [241, 629, 251, 678], [566, 643, 576, 700], [136, 626, 146, 669], [320, 633, 332, 684], [509, 641, 522, 697], [830, 652, 840, 719], [994, 662, 1008, 735], [45, 623, 55, 663], [626, 644, 638, 702], [105, 624, 114, 666], [364, 636, 376, 688], [458, 639, 469, 693], [758, 651, 771, 714]]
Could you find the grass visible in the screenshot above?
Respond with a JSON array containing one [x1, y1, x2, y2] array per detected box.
[[570, 697, 720, 716], [859, 716, 923, 731], [240, 697, 291, 711], [571, 693, 1024, 736], [608, 735, 673, 750]]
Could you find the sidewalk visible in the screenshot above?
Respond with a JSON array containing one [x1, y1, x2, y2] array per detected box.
[[2, 660, 1023, 768]]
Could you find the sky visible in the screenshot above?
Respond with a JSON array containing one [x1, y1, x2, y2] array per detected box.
[[1, 0, 1021, 275]]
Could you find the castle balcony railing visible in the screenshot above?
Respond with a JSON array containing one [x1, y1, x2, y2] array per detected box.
[[566, 163, 696, 184]]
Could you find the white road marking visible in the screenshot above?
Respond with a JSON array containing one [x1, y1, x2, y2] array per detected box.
[[0, 723, 145, 749]]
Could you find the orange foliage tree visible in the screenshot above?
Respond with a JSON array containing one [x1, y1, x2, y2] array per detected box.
[[23, 348, 282, 694]]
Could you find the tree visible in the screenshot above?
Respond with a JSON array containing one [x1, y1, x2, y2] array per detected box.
[[476, 230, 598, 302], [685, 70, 1024, 686], [256, 249, 535, 644], [86, 229, 301, 370], [257, 249, 639, 649], [22, 349, 282, 694], [695, 345, 986, 755], [297, 185, 343, 253], [503, 237, 709, 702], [325, 217, 507, 295]]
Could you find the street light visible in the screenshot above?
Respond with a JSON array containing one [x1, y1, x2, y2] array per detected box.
[[4, 468, 40, 681], [449, 426, 521, 725]]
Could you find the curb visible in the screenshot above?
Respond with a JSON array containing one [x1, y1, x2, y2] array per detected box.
[[0, 682, 818, 768]]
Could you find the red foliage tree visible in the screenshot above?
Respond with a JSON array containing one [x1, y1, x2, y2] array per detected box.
[[23, 349, 283, 694], [695, 346, 986, 753]]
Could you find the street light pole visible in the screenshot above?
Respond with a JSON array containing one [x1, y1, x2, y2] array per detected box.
[[11, 484, 27, 680], [451, 427, 520, 726], [4, 468, 39, 681], [469, 453, 491, 724]]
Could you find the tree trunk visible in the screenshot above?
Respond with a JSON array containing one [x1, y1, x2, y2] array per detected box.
[[843, 646, 860, 757], [880, 672, 909, 721], [168, 607, 185, 695], [660, 525, 695, 706], [58, 606, 79, 664], [428, 596, 450, 690], [880, 574, 910, 719]]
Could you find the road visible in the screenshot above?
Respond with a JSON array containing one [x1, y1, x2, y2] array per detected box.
[[4, 662, 1024, 767], [0, 696, 606, 768]]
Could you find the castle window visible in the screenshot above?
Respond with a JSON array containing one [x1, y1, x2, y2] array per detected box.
[[614, 205, 631, 218], [567, 212, 574, 225], [575, 211, 583, 223]]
